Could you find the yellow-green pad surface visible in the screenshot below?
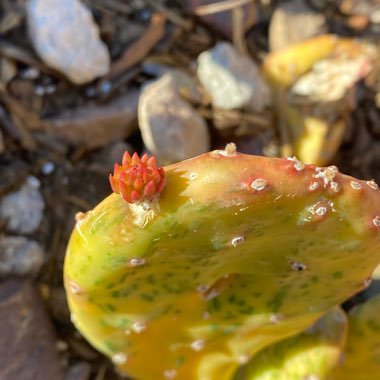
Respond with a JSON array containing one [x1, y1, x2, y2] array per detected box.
[[239, 308, 346, 380], [65, 150, 380, 380]]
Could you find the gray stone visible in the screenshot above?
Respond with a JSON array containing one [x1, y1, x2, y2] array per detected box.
[[269, 0, 327, 52], [26, 0, 110, 84], [0, 279, 64, 379], [0, 57, 17, 85], [42, 90, 139, 149], [139, 74, 210, 164], [0, 176, 44, 234], [0, 236, 44, 277], [142, 63, 209, 104], [64, 362, 91, 380], [197, 42, 271, 111], [185, 0, 256, 39]]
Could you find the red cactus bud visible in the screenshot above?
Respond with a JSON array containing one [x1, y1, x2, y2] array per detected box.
[[109, 152, 165, 203]]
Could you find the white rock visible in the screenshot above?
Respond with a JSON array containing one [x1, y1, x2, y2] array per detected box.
[[0, 236, 44, 277], [139, 74, 210, 164], [0, 176, 44, 234], [269, 0, 327, 52], [26, 0, 110, 84], [197, 42, 271, 111]]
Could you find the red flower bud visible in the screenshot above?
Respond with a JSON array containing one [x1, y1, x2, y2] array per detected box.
[[109, 152, 165, 203]]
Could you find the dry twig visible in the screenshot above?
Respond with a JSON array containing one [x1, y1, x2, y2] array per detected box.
[[100, 13, 166, 83], [144, 0, 193, 30]]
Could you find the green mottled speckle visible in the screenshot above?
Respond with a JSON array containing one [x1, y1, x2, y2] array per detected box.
[[141, 293, 155, 302], [333, 271, 343, 279], [104, 340, 117, 352], [267, 286, 290, 312]]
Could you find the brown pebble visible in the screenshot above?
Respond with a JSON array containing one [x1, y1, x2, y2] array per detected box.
[[0, 279, 64, 380], [347, 15, 369, 30]]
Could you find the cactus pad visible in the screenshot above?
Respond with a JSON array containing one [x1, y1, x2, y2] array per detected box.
[[238, 308, 347, 380], [64, 146, 380, 380], [332, 294, 380, 380]]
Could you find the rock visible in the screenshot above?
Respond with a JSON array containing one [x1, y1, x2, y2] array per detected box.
[[185, 0, 256, 39], [335, 0, 380, 31], [370, 7, 380, 25], [0, 57, 17, 85], [0, 236, 44, 277], [42, 90, 139, 149], [26, 0, 110, 84], [0, 176, 44, 234], [20, 66, 40, 80], [197, 42, 271, 111], [142, 63, 209, 105], [0, 279, 64, 379], [339, 0, 380, 22], [64, 362, 91, 380], [139, 74, 210, 164], [269, 0, 327, 52]]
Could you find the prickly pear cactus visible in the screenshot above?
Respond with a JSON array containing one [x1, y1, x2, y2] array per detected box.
[[331, 294, 380, 380], [64, 145, 380, 380], [237, 308, 347, 380]]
